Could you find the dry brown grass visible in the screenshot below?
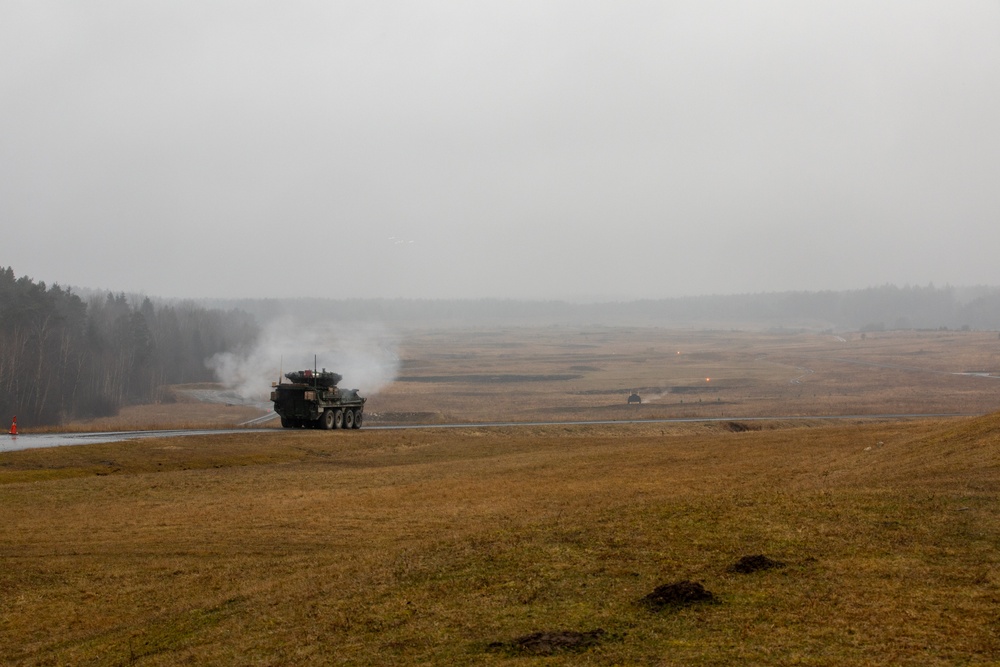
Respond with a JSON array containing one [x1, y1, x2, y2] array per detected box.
[[42, 387, 265, 433], [2, 414, 999, 665]]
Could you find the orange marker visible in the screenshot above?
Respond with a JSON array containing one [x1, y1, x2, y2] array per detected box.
[[9, 416, 16, 435]]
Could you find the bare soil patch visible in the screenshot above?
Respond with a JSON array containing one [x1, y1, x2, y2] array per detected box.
[[729, 554, 786, 573], [640, 580, 717, 611], [488, 629, 608, 655], [725, 421, 761, 432]]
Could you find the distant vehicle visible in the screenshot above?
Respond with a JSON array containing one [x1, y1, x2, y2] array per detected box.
[[628, 391, 642, 405], [271, 368, 366, 429]]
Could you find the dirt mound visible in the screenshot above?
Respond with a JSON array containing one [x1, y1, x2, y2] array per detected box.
[[640, 580, 715, 610], [729, 554, 785, 573], [725, 421, 760, 432], [488, 629, 606, 655]]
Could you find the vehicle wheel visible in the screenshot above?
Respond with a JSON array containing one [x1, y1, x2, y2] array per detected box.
[[320, 409, 335, 430], [280, 416, 291, 428], [352, 409, 362, 429], [333, 409, 344, 429], [344, 409, 355, 429]]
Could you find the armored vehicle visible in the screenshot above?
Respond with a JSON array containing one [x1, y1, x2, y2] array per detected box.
[[271, 369, 366, 429]]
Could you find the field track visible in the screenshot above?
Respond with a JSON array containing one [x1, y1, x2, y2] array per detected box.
[[2, 410, 975, 452]]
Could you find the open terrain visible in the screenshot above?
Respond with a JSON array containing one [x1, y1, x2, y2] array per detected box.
[[52, 327, 1000, 431], [2, 327, 1000, 665], [370, 327, 1000, 423]]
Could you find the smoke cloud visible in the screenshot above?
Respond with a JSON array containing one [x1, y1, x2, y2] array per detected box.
[[208, 318, 400, 403]]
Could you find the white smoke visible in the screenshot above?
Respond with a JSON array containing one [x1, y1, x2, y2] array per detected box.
[[207, 318, 400, 403]]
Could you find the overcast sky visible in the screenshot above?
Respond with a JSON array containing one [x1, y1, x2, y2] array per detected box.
[[2, 1, 998, 301]]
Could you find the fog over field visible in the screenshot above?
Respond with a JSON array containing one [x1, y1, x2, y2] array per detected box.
[[2, 2, 998, 301]]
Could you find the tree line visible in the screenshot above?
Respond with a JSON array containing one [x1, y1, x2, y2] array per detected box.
[[0, 268, 257, 426], [212, 284, 1000, 330]]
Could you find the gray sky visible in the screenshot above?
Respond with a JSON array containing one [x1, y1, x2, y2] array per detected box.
[[2, 1, 998, 301]]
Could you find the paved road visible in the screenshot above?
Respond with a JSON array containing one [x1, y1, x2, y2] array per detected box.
[[0, 412, 971, 453], [0, 428, 275, 452]]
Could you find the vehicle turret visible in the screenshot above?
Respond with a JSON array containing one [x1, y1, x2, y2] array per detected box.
[[284, 369, 342, 387]]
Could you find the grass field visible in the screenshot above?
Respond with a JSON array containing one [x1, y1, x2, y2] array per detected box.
[[2, 327, 1000, 665]]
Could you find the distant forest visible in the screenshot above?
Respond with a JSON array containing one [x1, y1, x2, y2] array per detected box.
[[6, 264, 1000, 427], [210, 284, 1000, 331], [0, 268, 257, 426]]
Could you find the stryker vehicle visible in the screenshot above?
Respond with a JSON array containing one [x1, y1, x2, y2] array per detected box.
[[270, 368, 366, 429]]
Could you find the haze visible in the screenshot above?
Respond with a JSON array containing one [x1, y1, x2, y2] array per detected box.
[[2, 2, 998, 301]]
